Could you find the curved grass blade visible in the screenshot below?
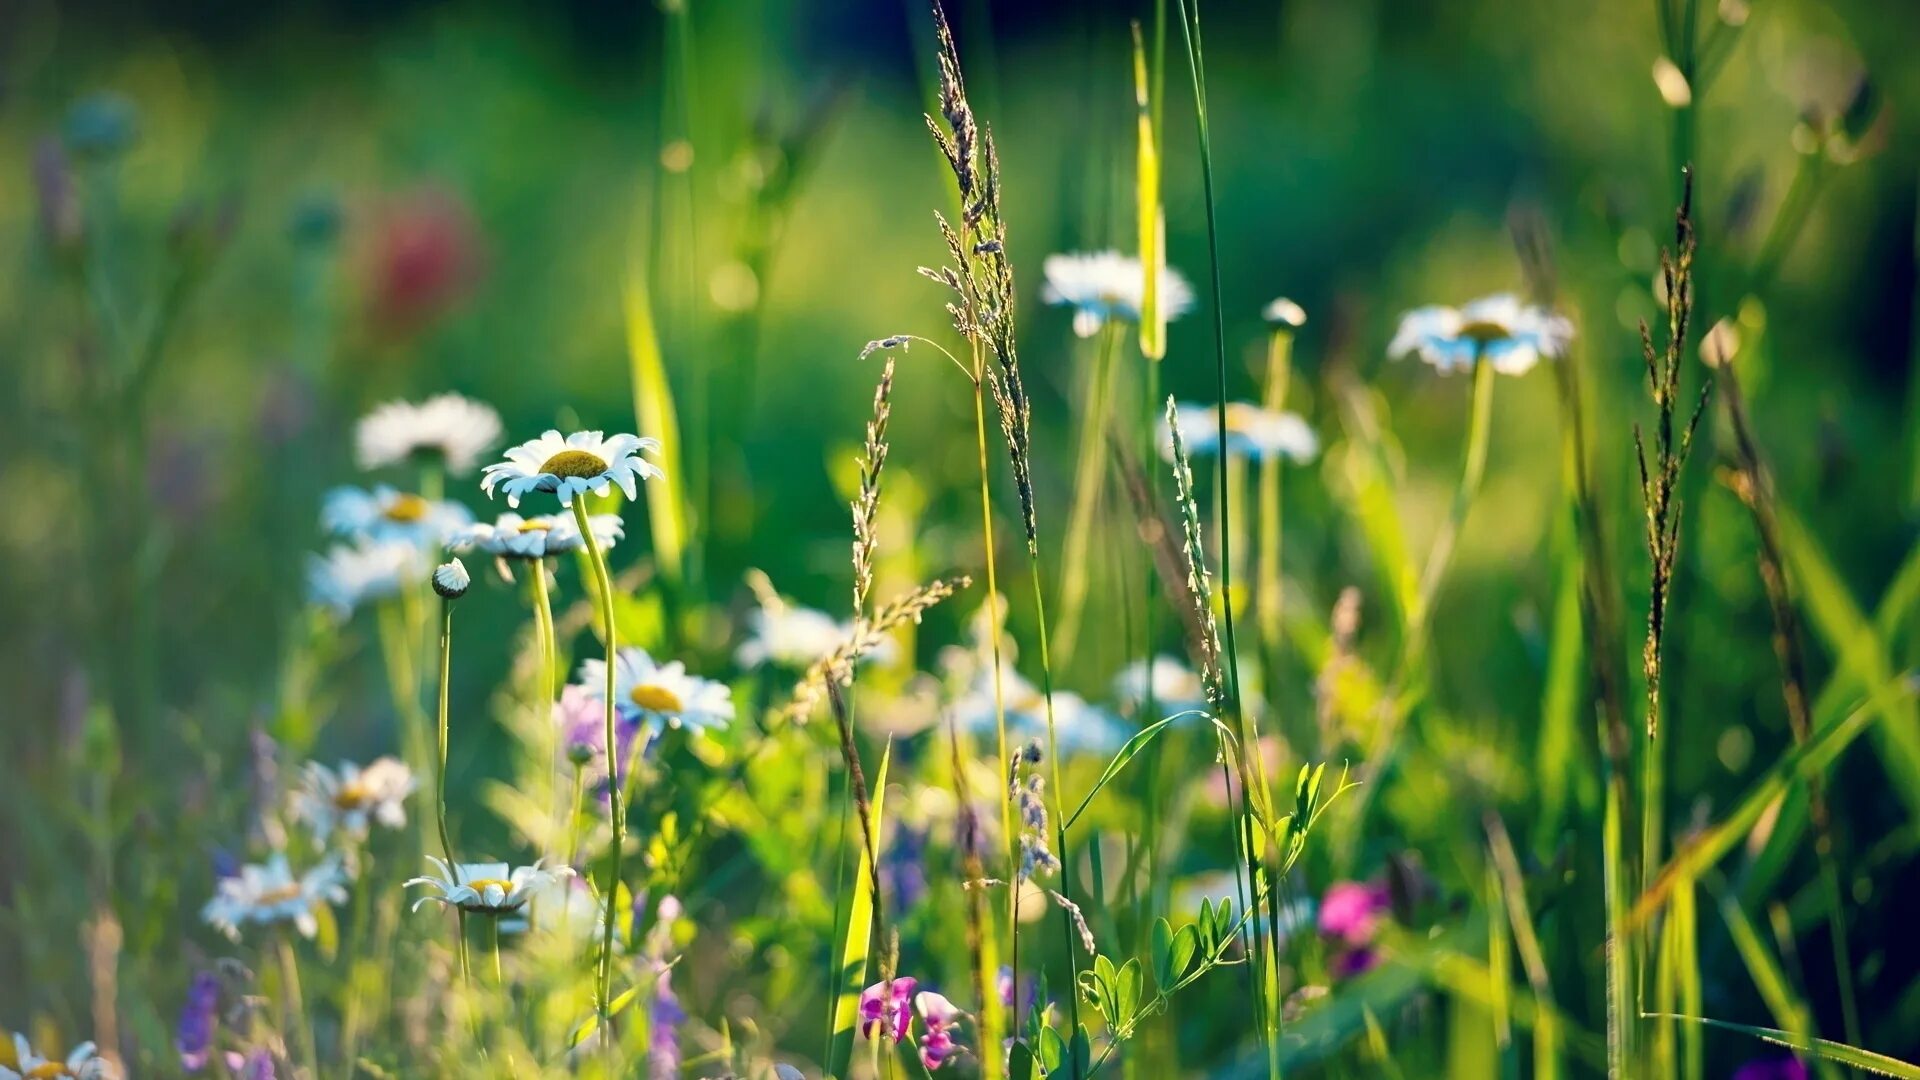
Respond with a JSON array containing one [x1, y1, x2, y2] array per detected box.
[[1642, 1015, 1920, 1079]]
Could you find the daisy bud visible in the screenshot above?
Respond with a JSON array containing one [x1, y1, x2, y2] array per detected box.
[[433, 558, 471, 599]]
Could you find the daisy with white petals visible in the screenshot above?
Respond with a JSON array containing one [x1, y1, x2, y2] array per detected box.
[[2, 1034, 114, 1080], [579, 647, 735, 737], [201, 853, 348, 941], [1388, 293, 1574, 376], [451, 511, 624, 560], [355, 393, 503, 474], [322, 484, 473, 546], [307, 538, 427, 616], [1042, 250, 1195, 338], [292, 757, 416, 846], [1160, 402, 1319, 464], [406, 857, 573, 916], [735, 602, 893, 670], [481, 430, 663, 509]]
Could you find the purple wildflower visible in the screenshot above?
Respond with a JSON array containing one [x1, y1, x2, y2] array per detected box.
[[639, 895, 686, 1077], [1732, 1058, 1810, 1080], [881, 823, 930, 911], [859, 977, 918, 1041], [178, 970, 219, 1071], [914, 991, 967, 1070], [225, 1049, 277, 1079], [554, 684, 645, 805]]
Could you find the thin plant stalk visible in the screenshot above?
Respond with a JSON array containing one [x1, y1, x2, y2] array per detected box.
[[571, 498, 624, 1051], [528, 560, 559, 813], [1412, 355, 1496, 657], [1172, 0, 1275, 1058], [1257, 324, 1295, 673], [1055, 314, 1125, 667], [276, 930, 319, 1080], [969, 358, 1015, 1078], [435, 597, 473, 988]]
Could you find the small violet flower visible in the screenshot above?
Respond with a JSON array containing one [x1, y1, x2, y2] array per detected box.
[[858, 977, 918, 1042]]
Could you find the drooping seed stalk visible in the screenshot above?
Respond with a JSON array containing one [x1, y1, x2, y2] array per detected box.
[[570, 498, 624, 1051]]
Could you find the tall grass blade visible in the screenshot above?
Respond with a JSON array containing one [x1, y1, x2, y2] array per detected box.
[[1642, 1016, 1920, 1079], [827, 740, 892, 1080], [622, 270, 689, 584]]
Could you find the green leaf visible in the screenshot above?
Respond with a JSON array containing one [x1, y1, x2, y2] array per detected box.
[[1643, 1015, 1920, 1079], [1117, 958, 1143, 1029], [1008, 1041, 1035, 1080], [1070, 1024, 1093, 1078], [1170, 924, 1201, 985], [1039, 1026, 1066, 1072], [1151, 918, 1174, 988], [621, 271, 687, 583], [1064, 713, 1194, 830]]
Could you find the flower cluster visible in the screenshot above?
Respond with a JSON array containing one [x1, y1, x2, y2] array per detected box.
[[1012, 742, 1059, 883], [858, 978, 969, 1070], [1318, 879, 1392, 977]]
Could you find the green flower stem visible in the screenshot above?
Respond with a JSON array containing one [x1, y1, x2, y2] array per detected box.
[[1024, 551, 1084, 1058], [571, 498, 624, 1050], [528, 560, 559, 813], [1410, 353, 1496, 657], [1256, 328, 1294, 676], [436, 598, 474, 990], [971, 353, 1020, 1040]]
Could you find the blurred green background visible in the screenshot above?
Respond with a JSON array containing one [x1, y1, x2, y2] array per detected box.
[[4, 0, 1920, 1069]]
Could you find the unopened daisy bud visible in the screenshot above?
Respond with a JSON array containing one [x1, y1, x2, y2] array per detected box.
[[1263, 296, 1307, 328], [432, 558, 470, 599]]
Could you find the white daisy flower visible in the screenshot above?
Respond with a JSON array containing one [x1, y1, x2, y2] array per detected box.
[[499, 873, 603, 939], [307, 539, 427, 615], [2, 1034, 114, 1080], [1041, 250, 1195, 338], [734, 603, 894, 670], [200, 853, 348, 942], [1113, 655, 1209, 718], [406, 857, 573, 916], [321, 485, 473, 546], [450, 511, 624, 560], [481, 430, 664, 509], [578, 647, 735, 736], [355, 393, 503, 474], [945, 656, 1128, 755], [1159, 402, 1319, 463], [1387, 293, 1573, 376], [292, 757, 416, 846]]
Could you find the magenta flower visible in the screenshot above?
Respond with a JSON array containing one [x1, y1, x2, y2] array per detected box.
[[915, 991, 968, 1070], [1318, 880, 1390, 946], [859, 977, 918, 1041]]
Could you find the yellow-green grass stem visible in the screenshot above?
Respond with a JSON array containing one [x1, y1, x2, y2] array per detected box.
[[1256, 326, 1295, 677], [571, 497, 624, 1056], [1055, 321, 1125, 669], [971, 353, 1019, 1060], [276, 929, 320, 1080], [527, 560, 560, 823]]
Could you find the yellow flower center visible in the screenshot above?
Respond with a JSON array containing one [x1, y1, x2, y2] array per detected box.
[[383, 493, 430, 522], [258, 883, 305, 905], [464, 877, 515, 897], [1456, 319, 1514, 345], [516, 519, 554, 533], [334, 781, 373, 810], [539, 449, 610, 480], [629, 684, 684, 713], [25, 1063, 73, 1079]]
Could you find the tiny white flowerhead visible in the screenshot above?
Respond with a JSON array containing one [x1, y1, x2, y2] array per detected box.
[[293, 758, 416, 847], [1157, 401, 1318, 464], [1388, 293, 1573, 376], [481, 430, 664, 509], [432, 558, 470, 599], [308, 539, 428, 616], [1263, 297, 1307, 328], [355, 393, 503, 474], [405, 856, 574, 916], [578, 647, 735, 736], [450, 511, 624, 560], [1041, 250, 1195, 337], [200, 853, 348, 942], [322, 485, 473, 547]]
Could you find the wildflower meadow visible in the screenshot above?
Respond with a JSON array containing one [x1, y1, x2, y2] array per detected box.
[[4, 0, 1918, 1076]]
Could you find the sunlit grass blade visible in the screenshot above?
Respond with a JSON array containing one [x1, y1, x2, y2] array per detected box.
[[1064, 710, 1216, 831], [1633, 672, 1919, 927], [621, 270, 688, 584], [1712, 883, 1840, 1080], [1133, 20, 1165, 362], [1642, 1015, 1920, 1079], [827, 740, 891, 1080]]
